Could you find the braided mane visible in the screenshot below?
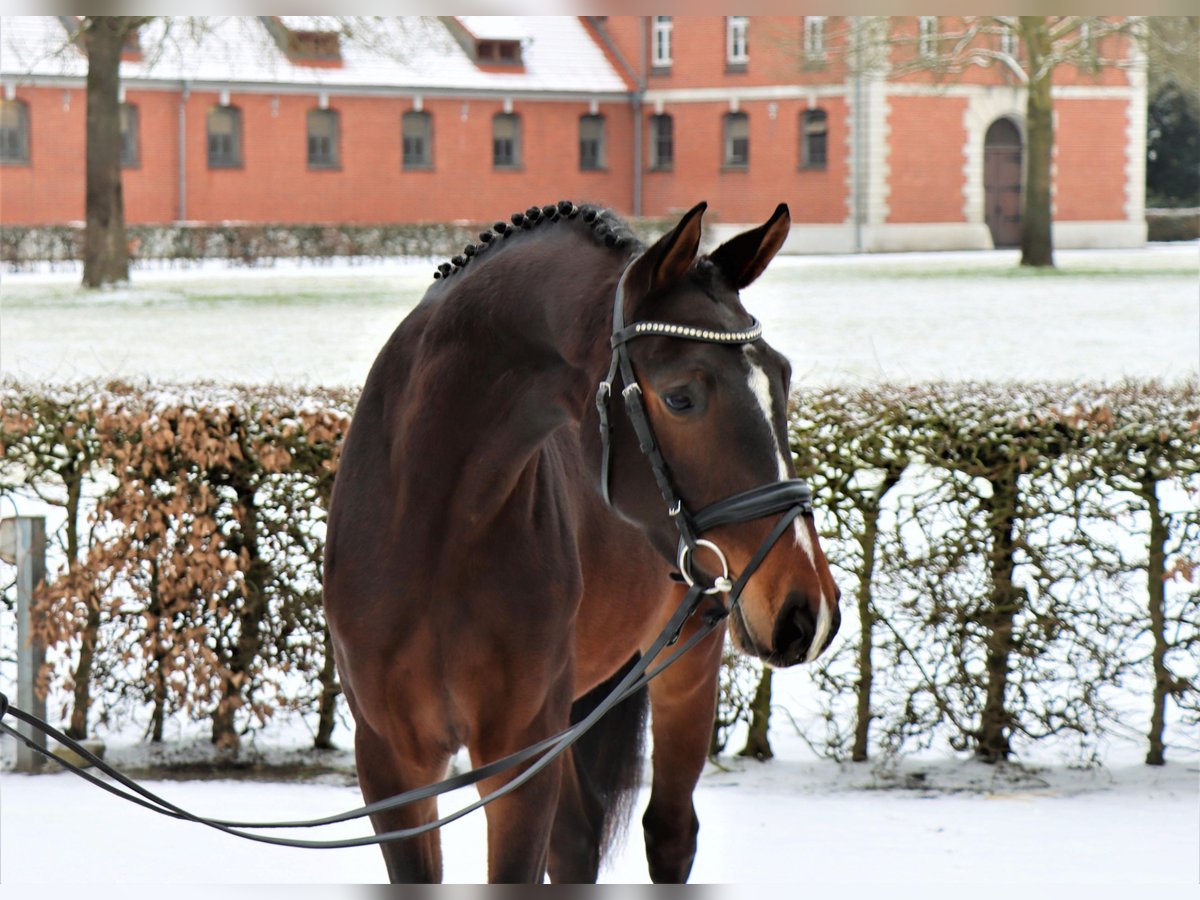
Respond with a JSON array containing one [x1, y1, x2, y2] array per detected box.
[[432, 200, 640, 281]]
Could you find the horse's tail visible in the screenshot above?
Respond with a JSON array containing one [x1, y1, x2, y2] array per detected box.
[[569, 653, 650, 860]]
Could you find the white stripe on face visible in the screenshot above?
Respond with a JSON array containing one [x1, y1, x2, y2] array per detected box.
[[746, 351, 834, 663], [744, 352, 815, 561]]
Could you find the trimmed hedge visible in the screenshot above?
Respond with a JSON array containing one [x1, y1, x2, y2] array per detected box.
[[0, 218, 682, 269], [1, 380, 1196, 763], [1146, 208, 1200, 242]]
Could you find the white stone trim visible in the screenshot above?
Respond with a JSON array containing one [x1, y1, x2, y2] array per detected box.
[[884, 82, 1138, 101], [1051, 109, 1059, 218], [643, 84, 847, 104], [1123, 45, 1148, 223], [961, 85, 1026, 228], [714, 222, 996, 255], [863, 222, 993, 253], [715, 220, 1141, 255], [843, 81, 857, 227], [1053, 220, 1146, 248], [867, 78, 890, 226]]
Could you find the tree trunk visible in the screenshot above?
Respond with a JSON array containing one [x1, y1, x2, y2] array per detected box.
[[738, 667, 774, 761], [60, 463, 96, 740], [1019, 16, 1056, 268], [1143, 475, 1170, 766], [211, 472, 270, 751], [314, 622, 340, 750], [977, 465, 1020, 762], [851, 469, 902, 762], [82, 17, 133, 288]]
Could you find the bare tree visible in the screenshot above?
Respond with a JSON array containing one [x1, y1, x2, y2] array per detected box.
[[790, 17, 1142, 268], [908, 17, 1143, 267], [51, 16, 440, 288], [63, 17, 152, 288]]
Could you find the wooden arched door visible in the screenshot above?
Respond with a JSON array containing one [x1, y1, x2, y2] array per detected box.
[[984, 118, 1023, 248]]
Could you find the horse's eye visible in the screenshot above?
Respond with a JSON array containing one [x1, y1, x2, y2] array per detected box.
[[663, 392, 694, 413]]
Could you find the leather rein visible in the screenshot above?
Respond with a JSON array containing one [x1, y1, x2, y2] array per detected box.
[[0, 255, 818, 850]]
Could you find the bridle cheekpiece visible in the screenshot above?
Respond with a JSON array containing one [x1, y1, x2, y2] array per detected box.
[[595, 259, 814, 609]]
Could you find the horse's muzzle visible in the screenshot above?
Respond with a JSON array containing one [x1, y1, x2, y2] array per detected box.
[[771, 591, 841, 667]]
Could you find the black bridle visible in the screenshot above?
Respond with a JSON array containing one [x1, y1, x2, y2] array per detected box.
[[595, 261, 814, 599], [0, 256, 819, 851]]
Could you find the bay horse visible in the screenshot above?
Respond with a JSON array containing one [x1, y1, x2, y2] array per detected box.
[[323, 200, 840, 883]]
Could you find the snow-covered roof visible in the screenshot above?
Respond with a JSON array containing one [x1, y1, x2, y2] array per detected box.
[[0, 16, 630, 97], [456, 17, 530, 42]]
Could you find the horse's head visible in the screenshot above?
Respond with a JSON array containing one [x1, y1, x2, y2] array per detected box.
[[601, 202, 840, 667]]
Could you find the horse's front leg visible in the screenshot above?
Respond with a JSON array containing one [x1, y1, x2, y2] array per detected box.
[[643, 617, 726, 883], [470, 676, 573, 883]]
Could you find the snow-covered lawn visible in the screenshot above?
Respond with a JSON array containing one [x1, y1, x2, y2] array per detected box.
[[2, 244, 1196, 387], [2, 737, 1196, 886], [1, 243, 1197, 888]]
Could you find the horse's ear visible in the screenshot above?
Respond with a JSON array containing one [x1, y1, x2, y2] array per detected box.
[[708, 203, 791, 290], [625, 200, 706, 309]]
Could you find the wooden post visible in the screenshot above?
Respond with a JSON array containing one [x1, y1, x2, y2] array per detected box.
[[3, 516, 48, 772]]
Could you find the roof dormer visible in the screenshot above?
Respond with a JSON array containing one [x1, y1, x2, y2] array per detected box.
[[260, 16, 343, 68], [441, 17, 527, 71]]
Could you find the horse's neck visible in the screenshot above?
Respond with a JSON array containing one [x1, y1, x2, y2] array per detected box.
[[398, 268, 615, 544]]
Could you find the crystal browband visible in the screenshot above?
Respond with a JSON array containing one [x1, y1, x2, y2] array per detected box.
[[611, 317, 763, 347]]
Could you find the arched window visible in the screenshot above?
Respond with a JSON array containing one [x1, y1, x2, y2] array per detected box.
[[0, 98, 30, 165], [723, 111, 749, 169], [307, 108, 339, 169], [492, 112, 521, 169], [579, 114, 605, 171], [649, 113, 673, 170], [402, 110, 433, 169], [801, 109, 827, 170], [207, 105, 242, 169], [119, 102, 139, 168]]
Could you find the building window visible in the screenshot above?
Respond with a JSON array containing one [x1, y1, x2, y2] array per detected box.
[[493, 112, 521, 169], [999, 23, 1017, 57], [579, 114, 605, 171], [803, 16, 826, 63], [649, 113, 673, 170], [801, 109, 827, 169], [918, 17, 938, 58], [207, 105, 242, 169], [1077, 19, 1094, 53], [652, 16, 672, 68], [402, 110, 432, 169], [119, 103, 139, 168], [307, 108, 339, 169], [727, 16, 748, 66], [723, 111, 749, 169], [476, 40, 522, 65], [0, 98, 30, 165]]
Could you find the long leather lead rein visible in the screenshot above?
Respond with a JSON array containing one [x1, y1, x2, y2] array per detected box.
[[0, 579, 720, 849], [1, 256, 820, 851]]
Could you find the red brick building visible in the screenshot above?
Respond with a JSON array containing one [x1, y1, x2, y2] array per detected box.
[[0, 16, 1147, 251]]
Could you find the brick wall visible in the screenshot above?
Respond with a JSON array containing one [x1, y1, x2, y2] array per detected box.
[[1054, 98, 1128, 221], [1, 87, 636, 226], [2, 86, 86, 225], [642, 97, 849, 225], [887, 94, 969, 224]]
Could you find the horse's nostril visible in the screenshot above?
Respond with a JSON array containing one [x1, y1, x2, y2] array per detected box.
[[773, 594, 815, 666]]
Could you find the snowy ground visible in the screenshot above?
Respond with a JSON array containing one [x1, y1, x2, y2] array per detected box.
[[1, 244, 1198, 888], [2, 731, 1197, 888], [1, 244, 1196, 387]]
